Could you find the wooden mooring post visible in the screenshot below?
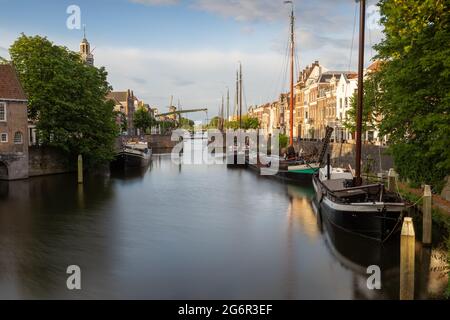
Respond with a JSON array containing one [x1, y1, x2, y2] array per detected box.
[[422, 185, 432, 245], [77, 154, 83, 184], [400, 217, 415, 300], [388, 168, 397, 192]]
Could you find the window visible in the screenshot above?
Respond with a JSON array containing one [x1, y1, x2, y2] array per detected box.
[[340, 98, 343, 109], [0, 102, 6, 121], [14, 131, 23, 144], [1, 133, 7, 143], [345, 97, 348, 108]]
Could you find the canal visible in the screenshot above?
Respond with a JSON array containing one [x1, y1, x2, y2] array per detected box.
[[0, 154, 447, 299]]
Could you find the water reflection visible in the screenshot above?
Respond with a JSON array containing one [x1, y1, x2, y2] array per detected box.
[[0, 155, 447, 299]]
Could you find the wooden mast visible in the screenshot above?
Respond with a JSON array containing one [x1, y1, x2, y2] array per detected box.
[[239, 62, 243, 129], [235, 70, 239, 122], [221, 95, 224, 131], [355, 0, 366, 186], [226, 87, 230, 122], [286, 1, 295, 146]]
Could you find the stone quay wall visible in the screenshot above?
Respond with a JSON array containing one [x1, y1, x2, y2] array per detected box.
[[28, 146, 74, 177], [295, 140, 395, 174]]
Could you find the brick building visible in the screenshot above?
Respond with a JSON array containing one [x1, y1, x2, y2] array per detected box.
[[0, 64, 29, 180], [107, 90, 137, 136]]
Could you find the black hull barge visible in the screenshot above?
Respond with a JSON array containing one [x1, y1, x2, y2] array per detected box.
[[313, 167, 404, 242]]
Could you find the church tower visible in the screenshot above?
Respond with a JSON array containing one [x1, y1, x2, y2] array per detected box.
[[80, 26, 94, 66]]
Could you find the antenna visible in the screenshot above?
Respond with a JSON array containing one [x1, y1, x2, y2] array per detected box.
[[83, 24, 87, 39]]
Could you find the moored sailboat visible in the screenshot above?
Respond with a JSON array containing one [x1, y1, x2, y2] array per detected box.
[[313, 0, 405, 242], [112, 141, 152, 169]]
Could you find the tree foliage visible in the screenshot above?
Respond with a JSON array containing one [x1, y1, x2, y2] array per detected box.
[[343, 72, 382, 134], [179, 117, 194, 130], [133, 107, 155, 133], [221, 115, 259, 130], [374, 0, 450, 191], [10, 34, 118, 166]]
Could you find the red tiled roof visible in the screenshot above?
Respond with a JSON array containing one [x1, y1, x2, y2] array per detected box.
[[106, 91, 128, 102], [0, 64, 27, 100], [367, 60, 382, 72]]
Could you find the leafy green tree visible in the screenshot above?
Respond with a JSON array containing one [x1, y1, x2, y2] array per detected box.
[[221, 116, 259, 130], [373, 0, 450, 191], [225, 120, 239, 130], [243, 116, 259, 130], [10, 34, 118, 166], [159, 120, 176, 134], [179, 117, 194, 130], [208, 116, 220, 129], [343, 72, 381, 134], [279, 133, 288, 149], [134, 107, 154, 133]]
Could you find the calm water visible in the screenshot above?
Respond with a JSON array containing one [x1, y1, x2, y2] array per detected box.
[[0, 154, 447, 299]]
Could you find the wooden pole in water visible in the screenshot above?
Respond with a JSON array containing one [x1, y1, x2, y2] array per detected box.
[[388, 168, 397, 193], [400, 217, 415, 300], [77, 154, 83, 184], [422, 185, 432, 245]]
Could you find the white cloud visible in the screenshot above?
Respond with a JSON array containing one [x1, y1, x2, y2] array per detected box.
[[96, 47, 286, 119], [129, 0, 180, 6], [192, 0, 284, 22]]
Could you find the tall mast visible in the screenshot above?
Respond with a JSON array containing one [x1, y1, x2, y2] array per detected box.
[[221, 95, 224, 131], [239, 62, 243, 129], [226, 87, 230, 122], [235, 71, 239, 120], [355, 0, 366, 186], [286, 1, 295, 146]]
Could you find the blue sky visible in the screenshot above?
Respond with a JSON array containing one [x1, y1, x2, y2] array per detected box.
[[0, 0, 382, 120]]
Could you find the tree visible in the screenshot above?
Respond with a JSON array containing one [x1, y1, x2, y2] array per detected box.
[[10, 34, 118, 166], [373, 0, 450, 191], [134, 107, 154, 133], [343, 72, 381, 134], [221, 116, 259, 130], [243, 116, 259, 130], [208, 116, 220, 129], [179, 117, 194, 130], [279, 133, 288, 149]]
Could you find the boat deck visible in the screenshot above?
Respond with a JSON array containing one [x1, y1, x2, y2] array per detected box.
[[321, 178, 347, 191]]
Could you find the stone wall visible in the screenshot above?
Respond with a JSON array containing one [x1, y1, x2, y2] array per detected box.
[[295, 140, 394, 174], [28, 146, 73, 177], [0, 152, 28, 180]]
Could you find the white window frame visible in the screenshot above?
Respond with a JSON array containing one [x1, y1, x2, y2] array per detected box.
[[0, 102, 6, 122], [14, 131, 23, 144], [1, 133, 8, 143]]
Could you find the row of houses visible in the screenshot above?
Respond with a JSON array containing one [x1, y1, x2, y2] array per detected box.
[[248, 60, 382, 144]]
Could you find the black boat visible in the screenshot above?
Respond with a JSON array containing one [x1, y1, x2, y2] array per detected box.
[[111, 142, 152, 169], [312, 0, 405, 242], [313, 166, 404, 242]]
